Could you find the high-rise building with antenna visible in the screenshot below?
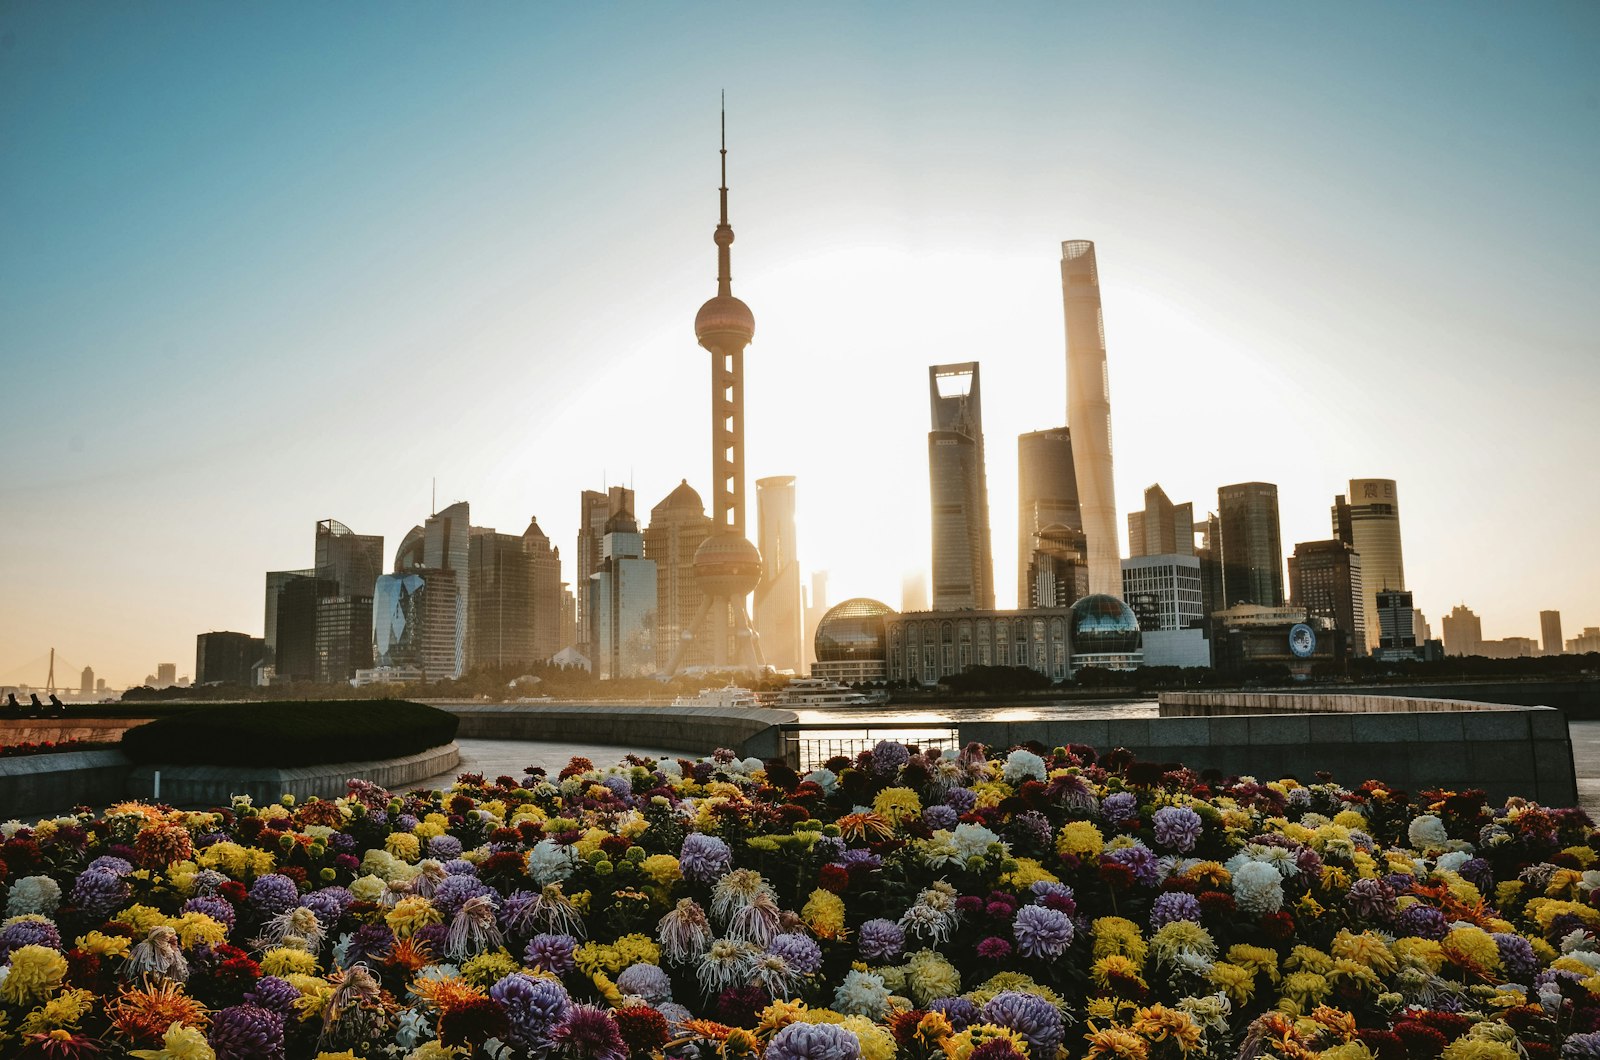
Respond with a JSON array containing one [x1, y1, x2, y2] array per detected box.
[[668, 101, 765, 674], [1060, 240, 1122, 599], [928, 361, 994, 610]]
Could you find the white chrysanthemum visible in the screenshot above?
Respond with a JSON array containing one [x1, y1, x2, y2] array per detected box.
[[1002, 749, 1047, 784], [348, 874, 387, 904], [4, 876, 62, 918], [832, 968, 891, 1020], [698, 937, 759, 995], [1232, 860, 1284, 915], [916, 833, 962, 869], [951, 822, 1004, 861], [1408, 814, 1449, 851], [1, 821, 25, 839], [1433, 851, 1472, 876], [930, 758, 968, 792], [741, 757, 764, 773], [1579, 870, 1600, 895], [527, 838, 579, 886], [803, 769, 838, 794]]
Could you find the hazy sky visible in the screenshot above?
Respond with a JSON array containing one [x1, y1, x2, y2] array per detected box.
[[2, 3, 1596, 687]]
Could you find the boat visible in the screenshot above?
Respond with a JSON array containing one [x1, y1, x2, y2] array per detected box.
[[672, 685, 762, 709], [769, 678, 890, 707]]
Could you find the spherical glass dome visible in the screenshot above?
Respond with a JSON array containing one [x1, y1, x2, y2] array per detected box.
[[814, 598, 896, 663], [1069, 594, 1142, 655]]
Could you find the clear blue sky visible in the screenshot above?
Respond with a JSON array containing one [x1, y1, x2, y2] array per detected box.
[[2, 2, 1596, 685]]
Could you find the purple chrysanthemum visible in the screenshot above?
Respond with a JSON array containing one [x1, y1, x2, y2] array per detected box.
[[70, 867, 129, 919], [944, 788, 977, 813], [183, 895, 237, 928], [616, 962, 674, 1003], [341, 922, 395, 968], [1149, 891, 1203, 930], [243, 976, 300, 1016], [768, 932, 823, 975], [428, 834, 464, 860], [209, 1002, 287, 1060], [1394, 904, 1448, 940], [0, 917, 61, 960], [88, 855, 135, 875], [922, 805, 959, 831], [1152, 806, 1204, 853], [549, 1003, 628, 1060], [492, 971, 573, 1051], [1494, 932, 1539, 981], [1344, 878, 1395, 921], [1562, 1031, 1600, 1058], [248, 874, 300, 916], [1101, 792, 1138, 825], [444, 858, 477, 876], [764, 1020, 861, 1060], [1012, 904, 1075, 959], [857, 918, 905, 962], [524, 932, 579, 975], [1009, 811, 1054, 850], [981, 991, 1065, 1058], [1105, 843, 1161, 886], [929, 997, 979, 1031], [432, 874, 494, 919], [678, 834, 733, 885], [1458, 857, 1495, 891], [870, 741, 910, 776], [600, 775, 633, 800], [395, 814, 419, 831], [300, 887, 351, 926]]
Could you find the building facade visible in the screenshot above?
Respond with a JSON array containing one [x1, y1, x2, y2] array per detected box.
[[1026, 524, 1089, 608], [754, 476, 804, 673], [1218, 482, 1284, 608], [1127, 484, 1194, 559], [1442, 604, 1484, 657], [1016, 427, 1080, 605], [577, 487, 636, 660], [888, 607, 1073, 685], [1568, 628, 1600, 654], [1541, 610, 1564, 655], [1333, 479, 1405, 654], [1122, 553, 1205, 631], [1287, 539, 1365, 658], [591, 512, 657, 680], [813, 598, 894, 683], [928, 362, 994, 610], [522, 517, 564, 663], [314, 595, 373, 684], [1060, 240, 1121, 599], [421, 501, 470, 679], [644, 481, 712, 672], [372, 569, 461, 680], [195, 632, 264, 687], [315, 519, 383, 600], [467, 529, 537, 670]]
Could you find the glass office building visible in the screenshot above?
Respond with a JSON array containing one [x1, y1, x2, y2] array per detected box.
[[812, 597, 894, 683]]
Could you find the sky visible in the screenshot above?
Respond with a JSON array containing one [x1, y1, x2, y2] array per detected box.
[[1, 2, 1596, 688]]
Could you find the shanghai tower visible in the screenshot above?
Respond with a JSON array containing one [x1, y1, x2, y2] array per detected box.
[[1061, 240, 1122, 599]]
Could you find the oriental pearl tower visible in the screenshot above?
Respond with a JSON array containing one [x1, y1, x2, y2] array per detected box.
[[667, 104, 766, 675]]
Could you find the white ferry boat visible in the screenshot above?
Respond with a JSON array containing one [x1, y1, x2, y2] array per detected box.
[[770, 678, 889, 707], [672, 685, 762, 709]]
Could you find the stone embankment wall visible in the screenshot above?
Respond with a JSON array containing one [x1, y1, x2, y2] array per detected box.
[[1158, 691, 1518, 715], [956, 694, 1576, 807], [435, 704, 798, 761], [0, 717, 149, 744], [1, 744, 461, 821]]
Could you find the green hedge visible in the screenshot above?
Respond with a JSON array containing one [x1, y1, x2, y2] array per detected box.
[[120, 700, 458, 768]]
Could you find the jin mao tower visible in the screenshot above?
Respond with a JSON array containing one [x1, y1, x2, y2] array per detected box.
[[668, 104, 765, 674]]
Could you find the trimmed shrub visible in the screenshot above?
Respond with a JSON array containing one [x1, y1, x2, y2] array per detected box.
[[120, 699, 458, 767]]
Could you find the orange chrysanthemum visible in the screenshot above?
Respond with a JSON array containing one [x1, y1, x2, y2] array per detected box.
[[835, 812, 893, 842], [679, 1019, 737, 1042], [107, 980, 210, 1045], [412, 975, 490, 1015], [385, 936, 435, 974]]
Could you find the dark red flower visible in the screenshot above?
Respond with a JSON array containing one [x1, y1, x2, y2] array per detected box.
[[439, 996, 510, 1047], [1261, 911, 1296, 941], [818, 865, 851, 894], [613, 1005, 670, 1053]]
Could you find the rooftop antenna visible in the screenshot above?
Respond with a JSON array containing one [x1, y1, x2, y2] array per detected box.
[[431, 478, 436, 516]]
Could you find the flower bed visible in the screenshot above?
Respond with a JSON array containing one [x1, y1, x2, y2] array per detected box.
[[0, 739, 95, 758], [0, 742, 1595, 1060], [120, 700, 459, 768]]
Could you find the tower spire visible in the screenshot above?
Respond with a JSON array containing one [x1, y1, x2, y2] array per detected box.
[[716, 91, 733, 297]]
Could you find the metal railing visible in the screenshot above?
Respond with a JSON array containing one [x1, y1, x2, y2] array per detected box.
[[778, 722, 962, 772]]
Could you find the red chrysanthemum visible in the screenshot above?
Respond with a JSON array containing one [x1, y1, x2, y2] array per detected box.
[[613, 1005, 670, 1052], [438, 995, 509, 1047]]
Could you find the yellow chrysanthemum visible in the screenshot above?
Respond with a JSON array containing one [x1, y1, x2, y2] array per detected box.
[[283, 973, 334, 1021], [111, 904, 172, 936], [904, 949, 961, 1006], [0, 945, 68, 1006], [76, 930, 133, 958], [1092, 954, 1148, 992], [613, 933, 660, 966], [1206, 962, 1255, 1006], [942, 1022, 1031, 1060], [1331, 931, 1396, 976], [1441, 925, 1502, 976], [1439, 1041, 1519, 1060], [999, 858, 1059, 891], [1392, 937, 1445, 975], [1091, 917, 1148, 967], [1056, 821, 1105, 858], [19, 987, 95, 1035], [1083, 1023, 1149, 1060], [1131, 1004, 1202, 1053], [872, 787, 923, 825], [1227, 944, 1281, 983], [128, 1022, 217, 1060], [641, 854, 682, 887], [385, 832, 422, 862], [170, 912, 228, 949], [1279, 970, 1330, 1011], [802, 888, 847, 939], [461, 951, 520, 987], [385, 896, 443, 939], [260, 947, 320, 977]]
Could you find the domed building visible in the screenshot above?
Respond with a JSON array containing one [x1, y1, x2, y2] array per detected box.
[[812, 598, 896, 684], [1068, 594, 1144, 671]]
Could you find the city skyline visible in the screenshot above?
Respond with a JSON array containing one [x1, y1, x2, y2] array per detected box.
[[2, 4, 1597, 686]]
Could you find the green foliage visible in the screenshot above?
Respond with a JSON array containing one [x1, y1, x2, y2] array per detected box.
[[120, 699, 458, 767]]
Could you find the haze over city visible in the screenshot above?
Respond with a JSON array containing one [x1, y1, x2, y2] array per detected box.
[[2, 3, 1596, 688]]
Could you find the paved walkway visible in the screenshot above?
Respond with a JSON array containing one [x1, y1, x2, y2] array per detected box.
[[1569, 720, 1600, 817], [418, 738, 677, 790]]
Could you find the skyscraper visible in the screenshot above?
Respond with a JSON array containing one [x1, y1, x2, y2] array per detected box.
[[576, 487, 635, 659], [315, 519, 383, 600], [521, 518, 564, 663], [1218, 482, 1284, 608], [591, 511, 657, 679], [669, 104, 765, 674], [1374, 590, 1418, 655], [1016, 427, 1080, 606], [928, 361, 994, 610], [373, 568, 460, 679], [645, 481, 712, 672], [195, 632, 263, 687], [467, 528, 537, 669], [1128, 484, 1194, 559], [422, 501, 470, 679], [754, 476, 803, 673], [1541, 610, 1564, 655], [1333, 479, 1405, 654], [263, 568, 314, 670], [901, 571, 929, 614], [1288, 539, 1365, 657], [1442, 604, 1484, 657], [1061, 240, 1121, 598], [1025, 524, 1089, 608], [803, 570, 829, 670], [79, 666, 94, 694]]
